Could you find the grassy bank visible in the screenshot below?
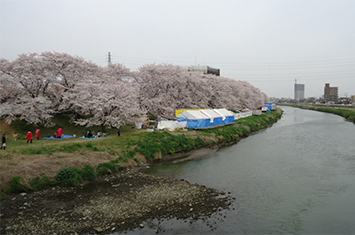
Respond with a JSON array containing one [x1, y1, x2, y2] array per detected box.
[[0, 108, 282, 198], [283, 104, 355, 123]]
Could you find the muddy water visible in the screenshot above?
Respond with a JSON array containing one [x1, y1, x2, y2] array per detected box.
[[131, 106, 355, 234]]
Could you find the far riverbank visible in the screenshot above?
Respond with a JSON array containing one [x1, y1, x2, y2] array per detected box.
[[280, 104, 355, 123]]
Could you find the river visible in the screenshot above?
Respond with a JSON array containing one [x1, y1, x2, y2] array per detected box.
[[126, 106, 355, 234]]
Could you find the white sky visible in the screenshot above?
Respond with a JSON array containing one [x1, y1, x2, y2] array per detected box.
[[1, 0, 354, 98]]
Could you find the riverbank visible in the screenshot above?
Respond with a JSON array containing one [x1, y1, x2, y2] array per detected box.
[[281, 104, 355, 123], [0, 109, 282, 234], [0, 108, 283, 194]]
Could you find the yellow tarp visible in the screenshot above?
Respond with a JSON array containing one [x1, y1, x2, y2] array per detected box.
[[175, 108, 209, 117]]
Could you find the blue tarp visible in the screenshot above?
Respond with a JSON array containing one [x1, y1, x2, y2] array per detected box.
[[177, 109, 235, 129], [43, 135, 75, 140], [264, 103, 277, 111]]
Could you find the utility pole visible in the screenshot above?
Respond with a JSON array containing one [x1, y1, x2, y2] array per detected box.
[[108, 52, 111, 65]]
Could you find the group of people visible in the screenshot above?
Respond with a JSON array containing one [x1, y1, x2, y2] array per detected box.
[[1, 128, 42, 149], [1, 125, 125, 149], [84, 130, 108, 138], [26, 128, 43, 143], [1, 127, 64, 150]]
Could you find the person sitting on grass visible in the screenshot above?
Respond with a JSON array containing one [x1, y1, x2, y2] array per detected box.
[[57, 127, 63, 138], [97, 131, 102, 138]]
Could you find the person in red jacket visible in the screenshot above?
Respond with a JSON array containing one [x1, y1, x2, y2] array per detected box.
[[35, 128, 41, 140], [27, 131, 33, 143], [57, 128, 63, 138]]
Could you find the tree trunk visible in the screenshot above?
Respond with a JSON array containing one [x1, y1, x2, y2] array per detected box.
[[101, 124, 106, 133]]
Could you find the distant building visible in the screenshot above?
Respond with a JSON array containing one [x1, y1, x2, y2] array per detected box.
[[294, 83, 305, 100], [338, 97, 351, 104], [181, 65, 220, 76], [324, 83, 338, 103], [351, 95, 355, 104]]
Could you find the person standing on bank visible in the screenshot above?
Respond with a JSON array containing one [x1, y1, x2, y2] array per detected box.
[[117, 126, 121, 136], [27, 130, 33, 144], [1, 134, 6, 150], [13, 132, 18, 141], [35, 128, 41, 140]]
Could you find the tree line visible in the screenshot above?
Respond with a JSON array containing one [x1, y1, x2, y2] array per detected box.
[[0, 52, 268, 127]]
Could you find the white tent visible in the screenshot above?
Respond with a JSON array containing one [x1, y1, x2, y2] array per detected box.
[[177, 109, 236, 129], [200, 109, 222, 123], [157, 120, 187, 131], [214, 108, 235, 117]]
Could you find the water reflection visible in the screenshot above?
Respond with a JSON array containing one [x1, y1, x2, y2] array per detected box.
[[134, 106, 355, 234]]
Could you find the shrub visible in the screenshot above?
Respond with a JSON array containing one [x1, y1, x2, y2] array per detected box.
[[6, 176, 32, 194], [96, 162, 121, 175], [56, 167, 83, 186], [136, 140, 161, 160], [75, 165, 97, 180], [31, 174, 57, 191]]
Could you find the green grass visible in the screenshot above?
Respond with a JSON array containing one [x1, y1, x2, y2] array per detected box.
[[1, 109, 283, 197], [4, 113, 126, 141], [2, 110, 283, 159]]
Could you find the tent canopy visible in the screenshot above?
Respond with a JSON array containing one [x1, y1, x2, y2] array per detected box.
[[177, 108, 235, 129]]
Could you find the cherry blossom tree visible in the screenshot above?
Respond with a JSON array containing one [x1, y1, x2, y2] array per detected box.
[[1, 52, 268, 128], [135, 64, 267, 114], [40, 51, 102, 112], [64, 63, 145, 130], [0, 54, 55, 125], [136, 64, 214, 116]]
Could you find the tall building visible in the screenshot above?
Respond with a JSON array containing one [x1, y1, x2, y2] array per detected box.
[[294, 82, 305, 100], [324, 83, 338, 103]]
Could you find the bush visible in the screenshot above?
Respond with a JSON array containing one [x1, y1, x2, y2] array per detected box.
[[31, 174, 57, 191], [75, 165, 97, 180], [6, 176, 32, 194], [56, 167, 83, 186], [96, 162, 121, 175]]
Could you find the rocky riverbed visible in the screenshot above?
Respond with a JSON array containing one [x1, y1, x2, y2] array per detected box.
[[0, 169, 234, 234]]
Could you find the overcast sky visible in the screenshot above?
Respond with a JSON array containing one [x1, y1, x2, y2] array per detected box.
[[1, 0, 354, 98]]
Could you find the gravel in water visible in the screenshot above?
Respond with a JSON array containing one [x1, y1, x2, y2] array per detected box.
[[1, 170, 234, 234]]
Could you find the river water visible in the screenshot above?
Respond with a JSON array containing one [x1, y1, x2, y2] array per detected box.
[[127, 106, 355, 234]]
